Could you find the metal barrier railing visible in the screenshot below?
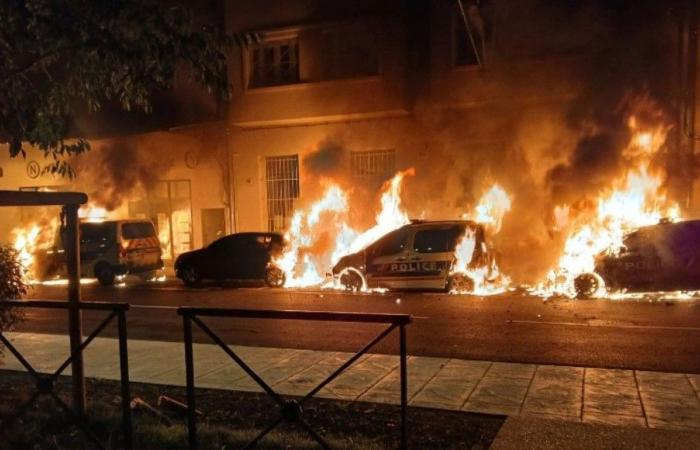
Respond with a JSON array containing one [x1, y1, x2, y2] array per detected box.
[[0, 300, 132, 449], [178, 307, 412, 450]]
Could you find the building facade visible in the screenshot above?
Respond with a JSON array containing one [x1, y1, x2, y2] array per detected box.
[[1, 0, 699, 266]]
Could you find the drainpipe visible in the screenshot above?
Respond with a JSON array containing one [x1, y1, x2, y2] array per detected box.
[[226, 126, 238, 233]]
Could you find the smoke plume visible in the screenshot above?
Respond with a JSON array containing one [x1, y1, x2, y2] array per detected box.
[[74, 140, 171, 211]]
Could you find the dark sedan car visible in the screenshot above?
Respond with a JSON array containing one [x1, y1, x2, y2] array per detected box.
[[175, 232, 286, 287], [575, 219, 700, 297]]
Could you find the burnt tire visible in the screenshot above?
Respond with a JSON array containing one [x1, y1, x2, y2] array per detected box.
[[264, 266, 286, 288], [180, 265, 201, 288], [574, 272, 603, 299], [95, 263, 115, 286], [446, 273, 474, 293], [339, 269, 364, 292]]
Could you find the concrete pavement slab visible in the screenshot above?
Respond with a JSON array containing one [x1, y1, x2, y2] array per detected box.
[[637, 372, 700, 431], [636, 370, 693, 393], [319, 354, 398, 400], [232, 349, 331, 391], [583, 383, 644, 417], [1, 332, 70, 373], [463, 376, 531, 416], [688, 374, 700, 393], [485, 362, 536, 380], [196, 347, 301, 391], [410, 359, 490, 410], [586, 367, 637, 387], [358, 356, 447, 405], [275, 352, 366, 396]]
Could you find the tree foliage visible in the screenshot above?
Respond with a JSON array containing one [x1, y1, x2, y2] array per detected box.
[[0, 0, 230, 176], [0, 245, 26, 336]]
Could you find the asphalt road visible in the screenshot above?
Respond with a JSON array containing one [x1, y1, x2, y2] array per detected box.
[[14, 280, 700, 374]]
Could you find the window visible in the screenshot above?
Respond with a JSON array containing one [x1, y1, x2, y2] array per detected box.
[[453, 1, 491, 66], [122, 222, 156, 240], [414, 227, 463, 254], [351, 150, 396, 190], [370, 227, 409, 258], [249, 38, 300, 88], [208, 235, 238, 253], [80, 223, 116, 245], [266, 155, 300, 232]]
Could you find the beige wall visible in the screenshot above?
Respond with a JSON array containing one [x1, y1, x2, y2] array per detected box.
[[0, 125, 228, 254]]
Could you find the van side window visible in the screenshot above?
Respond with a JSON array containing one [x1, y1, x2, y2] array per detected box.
[[80, 223, 115, 244], [371, 228, 409, 257], [414, 227, 463, 253]]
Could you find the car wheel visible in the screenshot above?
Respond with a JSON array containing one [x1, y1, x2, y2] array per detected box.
[[180, 265, 202, 288], [264, 266, 286, 288], [339, 268, 365, 292], [95, 263, 115, 286], [446, 273, 474, 293], [574, 272, 604, 299]]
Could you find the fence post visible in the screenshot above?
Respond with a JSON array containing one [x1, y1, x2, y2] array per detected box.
[[400, 324, 408, 450], [63, 204, 86, 415], [117, 310, 133, 450], [183, 315, 197, 450]]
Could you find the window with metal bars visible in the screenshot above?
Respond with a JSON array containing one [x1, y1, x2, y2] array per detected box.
[[265, 155, 300, 232], [351, 150, 396, 189]]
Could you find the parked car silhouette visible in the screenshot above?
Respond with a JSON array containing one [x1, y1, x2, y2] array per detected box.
[[331, 220, 494, 292], [175, 232, 286, 287], [574, 219, 700, 297]]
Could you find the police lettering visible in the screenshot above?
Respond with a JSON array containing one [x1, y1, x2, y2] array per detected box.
[[390, 261, 440, 272]]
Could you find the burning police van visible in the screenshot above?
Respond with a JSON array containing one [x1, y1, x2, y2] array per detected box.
[[331, 220, 494, 291], [574, 219, 700, 297], [35, 219, 164, 286]]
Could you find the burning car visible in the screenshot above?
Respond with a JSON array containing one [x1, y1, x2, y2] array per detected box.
[[574, 219, 700, 297], [174, 232, 287, 288], [36, 219, 164, 286], [331, 220, 494, 291]]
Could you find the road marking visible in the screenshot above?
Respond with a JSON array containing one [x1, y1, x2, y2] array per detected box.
[[509, 319, 700, 332], [128, 304, 430, 320]]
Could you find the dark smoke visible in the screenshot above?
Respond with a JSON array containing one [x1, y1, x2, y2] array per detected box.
[[75, 140, 170, 211], [302, 137, 347, 178]]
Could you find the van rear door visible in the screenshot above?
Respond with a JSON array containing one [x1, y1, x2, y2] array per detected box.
[[120, 222, 162, 269]]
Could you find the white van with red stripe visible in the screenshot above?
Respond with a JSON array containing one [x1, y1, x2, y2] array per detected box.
[[76, 220, 163, 285]]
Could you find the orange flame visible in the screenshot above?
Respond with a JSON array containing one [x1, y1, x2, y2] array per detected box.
[[533, 113, 679, 298], [452, 184, 512, 295], [275, 168, 415, 288]]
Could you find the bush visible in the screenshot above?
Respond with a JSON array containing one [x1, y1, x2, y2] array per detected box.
[[0, 244, 26, 332]]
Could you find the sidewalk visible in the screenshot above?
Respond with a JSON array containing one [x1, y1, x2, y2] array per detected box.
[[1, 332, 699, 433]]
